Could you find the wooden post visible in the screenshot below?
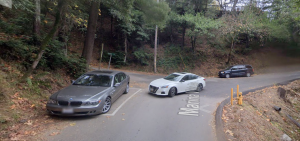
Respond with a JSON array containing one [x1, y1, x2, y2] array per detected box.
[[108, 53, 112, 69], [99, 43, 104, 70]]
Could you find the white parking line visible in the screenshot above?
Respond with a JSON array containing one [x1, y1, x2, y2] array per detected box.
[[103, 89, 142, 116]]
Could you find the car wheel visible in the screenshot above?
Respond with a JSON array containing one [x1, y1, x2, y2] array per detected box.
[[123, 83, 129, 94], [102, 97, 111, 113], [168, 87, 176, 97], [226, 74, 230, 78], [246, 72, 251, 77], [196, 83, 203, 92]]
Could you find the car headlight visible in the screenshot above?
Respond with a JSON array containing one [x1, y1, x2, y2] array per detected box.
[[47, 99, 57, 104], [221, 72, 224, 74], [161, 85, 169, 88], [83, 100, 101, 106]]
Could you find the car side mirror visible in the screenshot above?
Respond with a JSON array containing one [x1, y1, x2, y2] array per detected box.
[[180, 80, 185, 82], [114, 83, 121, 87], [71, 80, 75, 84]]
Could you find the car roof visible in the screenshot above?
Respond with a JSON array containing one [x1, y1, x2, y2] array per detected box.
[[86, 70, 124, 75], [173, 72, 195, 76]]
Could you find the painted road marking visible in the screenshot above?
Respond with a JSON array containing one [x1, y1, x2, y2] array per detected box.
[[103, 89, 142, 116], [178, 94, 200, 116], [199, 104, 211, 113]]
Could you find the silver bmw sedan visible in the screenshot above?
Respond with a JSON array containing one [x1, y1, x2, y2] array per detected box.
[[46, 70, 130, 116]]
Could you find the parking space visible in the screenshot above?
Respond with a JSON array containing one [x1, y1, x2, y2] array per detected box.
[[103, 88, 141, 116]]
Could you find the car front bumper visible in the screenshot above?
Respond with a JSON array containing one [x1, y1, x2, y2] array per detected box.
[[46, 103, 104, 116], [148, 85, 169, 96]]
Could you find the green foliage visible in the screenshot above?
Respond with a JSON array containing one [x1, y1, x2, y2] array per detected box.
[[133, 47, 152, 66], [64, 56, 86, 78], [0, 15, 33, 35]]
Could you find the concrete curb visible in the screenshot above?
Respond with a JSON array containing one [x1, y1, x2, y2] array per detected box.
[[215, 78, 300, 141]]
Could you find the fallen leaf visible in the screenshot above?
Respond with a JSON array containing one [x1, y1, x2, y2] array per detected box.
[[122, 113, 125, 115], [10, 105, 16, 110], [30, 104, 35, 108], [122, 119, 125, 121], [70, 123, 76, 126], [50, 132, 59, 136], [24, 120, 33, 126], [225, 130, 234, 136]]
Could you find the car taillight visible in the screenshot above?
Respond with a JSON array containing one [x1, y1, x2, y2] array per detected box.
[[204, 78, 206, 81]]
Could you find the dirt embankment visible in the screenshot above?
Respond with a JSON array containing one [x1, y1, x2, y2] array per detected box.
[[222, 80, 300, 141]]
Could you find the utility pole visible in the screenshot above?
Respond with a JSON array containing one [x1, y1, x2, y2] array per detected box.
[[154, 0, 159, 73]]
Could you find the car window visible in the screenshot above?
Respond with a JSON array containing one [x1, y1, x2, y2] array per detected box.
[[181, 75, 189, 81], [246, 65, 252, 69], [73, 74, 112, 87], [189, 75, 197, 80], [232, 66, 238, 70], [118, 73, 126, 82], [238, 66, 245, 69], [164, 74, 181, 81], [114, 74, 120, 85]]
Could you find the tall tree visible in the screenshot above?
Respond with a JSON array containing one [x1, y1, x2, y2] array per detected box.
[[22, 0, 68, 81], [81, 0, 100, 70], [33, 0, 40, 36]]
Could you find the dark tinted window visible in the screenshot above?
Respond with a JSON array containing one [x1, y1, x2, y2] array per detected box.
[[73, 74, 112, 87], [190, 75, 198, 80], [246, 65, 252, 69], [182, 75, 189, 81], [164, 74, 181, 81]]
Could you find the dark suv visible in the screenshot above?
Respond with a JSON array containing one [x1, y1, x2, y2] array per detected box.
[[218, 65, 254, 78]]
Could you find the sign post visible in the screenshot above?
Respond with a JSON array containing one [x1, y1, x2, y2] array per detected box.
[[107, 53, 115, 69]]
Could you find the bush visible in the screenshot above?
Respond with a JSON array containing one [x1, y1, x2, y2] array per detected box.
[[133, 48, 152, 66]]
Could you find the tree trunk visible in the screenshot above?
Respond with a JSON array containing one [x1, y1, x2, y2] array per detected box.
[[111, 15, 113, 38], [33, 0, 40, 36], [81, 1, 99, 70], [154, 25, 158, 73], [124, 34, 127, 62], [182, 24, 186, 49], [226, 39, 234, 64], [22, 0, 66, 81], [231, 0, 238, 13]]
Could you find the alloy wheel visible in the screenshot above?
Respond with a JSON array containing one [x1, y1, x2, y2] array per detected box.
[[169, 87, 176, 97], [247, 73, 251, 77], [197, 83, 203, 92], [102, 97, 111, 113]]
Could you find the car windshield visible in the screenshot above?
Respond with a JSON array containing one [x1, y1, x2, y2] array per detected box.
[[225, 66, 233, 70], [73, 74, 112, 87], [164, 74, 181, 81]]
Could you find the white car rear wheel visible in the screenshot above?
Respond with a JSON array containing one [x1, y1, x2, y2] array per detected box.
[[196, 83, 203, 92]]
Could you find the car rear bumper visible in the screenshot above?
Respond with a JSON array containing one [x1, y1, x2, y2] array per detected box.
[[46, 104, 103, 116]]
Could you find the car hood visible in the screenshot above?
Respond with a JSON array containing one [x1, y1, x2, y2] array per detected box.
[[150, 78, 175, 87], [51, 85, 111, 101]]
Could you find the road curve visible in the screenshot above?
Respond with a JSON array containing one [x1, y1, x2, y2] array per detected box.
[[45, 68, 300, 141]]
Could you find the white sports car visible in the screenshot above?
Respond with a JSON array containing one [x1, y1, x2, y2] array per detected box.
[[149, 72, 206, 97]]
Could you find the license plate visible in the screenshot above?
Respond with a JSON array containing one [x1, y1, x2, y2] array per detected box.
[[62, 108, 74, 114]]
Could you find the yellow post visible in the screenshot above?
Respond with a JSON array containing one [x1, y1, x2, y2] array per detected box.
[[239, 92, 243, 105], [237, 85, 239, 98], [231, 88, 233, 106]]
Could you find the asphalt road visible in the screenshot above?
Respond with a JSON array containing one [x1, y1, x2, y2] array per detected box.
[[46, 66, 300, 141]]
